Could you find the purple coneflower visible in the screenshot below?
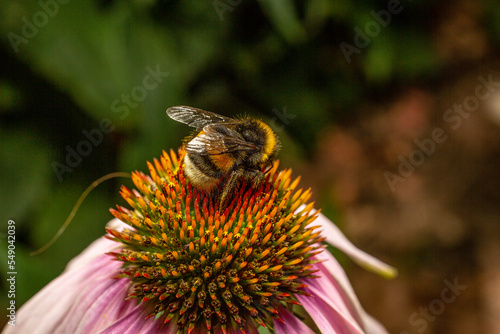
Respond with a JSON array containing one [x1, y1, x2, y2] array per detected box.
[[3, 149, 396, 334]]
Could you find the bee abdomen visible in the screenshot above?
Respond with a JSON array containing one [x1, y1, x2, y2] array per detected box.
[[184, 153, 221, 190]]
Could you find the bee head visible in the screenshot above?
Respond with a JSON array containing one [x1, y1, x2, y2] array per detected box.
[[239, 118, 279, 166]]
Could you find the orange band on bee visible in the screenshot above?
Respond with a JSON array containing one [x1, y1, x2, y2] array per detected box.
[[209, 153, 234, 172]]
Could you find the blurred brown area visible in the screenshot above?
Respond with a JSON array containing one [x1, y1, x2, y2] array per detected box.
[[293, 2, 500, 332], [306, 70, 500, 333]]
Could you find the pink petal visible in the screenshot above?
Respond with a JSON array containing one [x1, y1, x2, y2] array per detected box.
[[297, 256, 368, 334], [2, 219, 170, 334], [301, 206, 397, 279], [298, 293, 363, 333], [98, 306, 172, 334], [59, 274, 131, 333], [3, 253, 120, 333], [274, 306, 315, 334], [65, 218, 128, 271], [306, 249, 388, 334]]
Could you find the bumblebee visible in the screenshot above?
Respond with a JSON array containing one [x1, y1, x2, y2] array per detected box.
[[166, 106, 280, 208]]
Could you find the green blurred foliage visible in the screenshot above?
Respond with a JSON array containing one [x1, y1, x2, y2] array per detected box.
[[0, 0, 499, 319]]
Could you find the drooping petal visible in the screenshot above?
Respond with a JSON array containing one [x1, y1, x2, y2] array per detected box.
[[298, 293, 364, 334], [274, 245, 389, 334], [64, 218, 127, 271], [97, 305, 171, 334], [303, 249, 388, 334], [355, 313, 389, 334], [273, 306, 315, 334], [303, 207, 397, 279], [1, 219, 170, 334], [296, 252, 367, 333], [2, 249, 116, 333], [58, 273, 132, 333]]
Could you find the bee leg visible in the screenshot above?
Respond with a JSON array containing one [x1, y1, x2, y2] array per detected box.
[[249, 170, 265, 189], [262, 161, 274, 174], [174, 155, 185, 176], [219, 169, 244, 210]]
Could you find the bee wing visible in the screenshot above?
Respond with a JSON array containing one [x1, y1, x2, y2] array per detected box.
[[186, 124, 257, 155], [166, 106, 235, 129]]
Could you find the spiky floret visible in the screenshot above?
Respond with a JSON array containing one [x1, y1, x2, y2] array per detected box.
[[107, 149, 324, 334]]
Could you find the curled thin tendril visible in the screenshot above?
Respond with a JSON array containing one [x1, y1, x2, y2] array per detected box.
[[30, 172, 131, 256]]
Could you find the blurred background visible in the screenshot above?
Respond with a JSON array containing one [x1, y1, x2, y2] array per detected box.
[[1, 0, 500, 333]]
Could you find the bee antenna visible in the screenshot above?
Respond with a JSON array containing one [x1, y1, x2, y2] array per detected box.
[[30, 171, 131, 256]]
